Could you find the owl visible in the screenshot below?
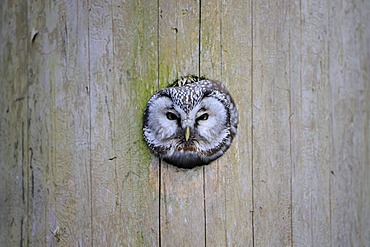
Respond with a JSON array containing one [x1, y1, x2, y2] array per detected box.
[[143, 75, 238, 169]]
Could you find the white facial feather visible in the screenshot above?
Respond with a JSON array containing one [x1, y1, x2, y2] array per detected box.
[[196, 97, 229, 144]]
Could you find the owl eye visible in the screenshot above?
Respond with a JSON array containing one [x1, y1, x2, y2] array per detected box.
[[197, 113, 209, 121], [166, 112, 178, 120]]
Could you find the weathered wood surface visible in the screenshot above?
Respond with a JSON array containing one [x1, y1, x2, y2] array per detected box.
[[253, 1, 292, 245], [1, 0, 369, 246], [290, 1, 331, 246], [329, 1, 370, 246], [89, 0, 159, 246], [0, 1, 28, 246]]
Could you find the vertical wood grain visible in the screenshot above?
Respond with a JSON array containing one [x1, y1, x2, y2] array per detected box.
[[329, 1, 370, 245], [201, 0, 254, 245], [27, 1, 57, 245], [88, 0, 117, 245], [0, 1, 28, 246], [252, 1, 292, 246], [51, 1, 92, 245], [290, 1, 331, 246], [27, 1, 92, 245], [112, 0, 159, 245], [158, 1, 204, 246], [219, 0, 254, 244], [89, 0, 159, 245]]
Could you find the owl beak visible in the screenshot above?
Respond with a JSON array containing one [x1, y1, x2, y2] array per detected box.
[[185, 126, 191, 141]]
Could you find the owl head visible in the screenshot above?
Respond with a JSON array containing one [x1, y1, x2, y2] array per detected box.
[[143, 75, 238, 169]]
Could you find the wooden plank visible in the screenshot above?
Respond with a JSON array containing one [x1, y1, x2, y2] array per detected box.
[[112, 0, 159, 245], [289, 1, 331, 246], [89, 0, 159, 245], [27, 1, 92, 245], [51, 1, 92, 245], [0, 1, 28, 246], [199, 0, 222, 80], [27, 1, 56, 245], [201, 0, 254, 245], [252, 1, 292, 246], [158, 1, 205, 246], [158, 1, 200, 82], [329, 1, 370, 246], [218, 0, 254, 244], [88, 0, 117, 245]]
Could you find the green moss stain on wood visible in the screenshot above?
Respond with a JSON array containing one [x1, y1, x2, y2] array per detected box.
[[111, 0, 159, 245]]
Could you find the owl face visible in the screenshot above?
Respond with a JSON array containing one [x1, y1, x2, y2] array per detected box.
[[143, 76, 238, 169]]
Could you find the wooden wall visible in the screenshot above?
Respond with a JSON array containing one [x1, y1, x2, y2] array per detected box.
[[1, 0, 369, 246]]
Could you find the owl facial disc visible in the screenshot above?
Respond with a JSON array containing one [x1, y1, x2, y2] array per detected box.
[[143, 75, 238, 169]]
